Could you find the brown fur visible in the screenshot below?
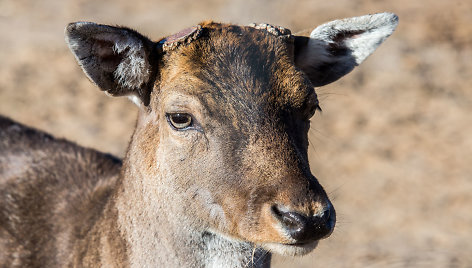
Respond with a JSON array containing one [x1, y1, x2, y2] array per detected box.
[[150, 23, 327, 242], [0, 116, 125, 267], [0, 14, 397, 267]]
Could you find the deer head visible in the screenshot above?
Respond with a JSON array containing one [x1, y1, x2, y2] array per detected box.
[[65, 13, 398, 258]]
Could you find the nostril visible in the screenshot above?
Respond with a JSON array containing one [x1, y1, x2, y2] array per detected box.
[[271, 205, 305, 228], [319, 202, 336, 230], [271, 205, 302, 223], [280, 212, 306, 232], [271, 204, 335, 244], [270, 204, 283, 218], [312, 204, 336, 240], [321, 207, 331, 224], [271, 205, 309, 242]]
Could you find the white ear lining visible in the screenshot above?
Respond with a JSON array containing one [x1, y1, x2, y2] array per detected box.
[[112, 36, 151, 91], [309, 12, 399, 64], [344, 26, 394, 64], [294, 12, 398, 87], [66, 22, 157, 106]]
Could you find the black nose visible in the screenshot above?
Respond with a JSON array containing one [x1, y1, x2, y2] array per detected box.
[[272, 204, 335, 244]]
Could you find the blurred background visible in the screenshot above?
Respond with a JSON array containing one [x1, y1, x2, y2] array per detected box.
[[0, 0, 471, 267]]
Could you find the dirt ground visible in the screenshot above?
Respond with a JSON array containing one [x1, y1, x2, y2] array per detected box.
[[1, 0, 471, 267]]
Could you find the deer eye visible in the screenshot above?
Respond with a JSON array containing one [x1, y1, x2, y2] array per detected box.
[[166, 113, 193, 130]]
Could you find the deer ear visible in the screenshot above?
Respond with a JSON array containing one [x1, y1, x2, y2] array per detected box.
[[294, 13, 398, 87], [65, 22, 159, 106]]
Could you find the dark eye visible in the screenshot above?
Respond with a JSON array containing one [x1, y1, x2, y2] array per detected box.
[[166, 113, 193, 130]]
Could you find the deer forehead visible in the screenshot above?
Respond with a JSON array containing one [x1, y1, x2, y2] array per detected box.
[[156, 23, 316, 124]]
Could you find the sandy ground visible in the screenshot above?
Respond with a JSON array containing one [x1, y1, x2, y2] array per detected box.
[[1, 0, 471, 267]]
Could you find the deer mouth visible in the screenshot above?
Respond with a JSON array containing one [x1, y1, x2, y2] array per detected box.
[[261, 240, 320, 256], [260, 202, 335, 256]]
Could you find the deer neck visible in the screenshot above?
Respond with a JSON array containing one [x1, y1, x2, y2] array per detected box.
[[106, 132, 272, 267]]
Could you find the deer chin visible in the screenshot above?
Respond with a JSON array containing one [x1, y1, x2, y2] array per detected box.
[[261, 241, 319, 256], [206, 228, 319, 256]]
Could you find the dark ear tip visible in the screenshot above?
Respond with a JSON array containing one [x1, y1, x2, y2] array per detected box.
[[65, 22, 97, 37], [391, 13, 400, 27], [381, 12, 399, 27], [384, 12, 399, 23], [373, 12, 399, 28]]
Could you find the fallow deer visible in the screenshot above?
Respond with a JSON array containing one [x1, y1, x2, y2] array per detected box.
[[0, 13, 398, 267]]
